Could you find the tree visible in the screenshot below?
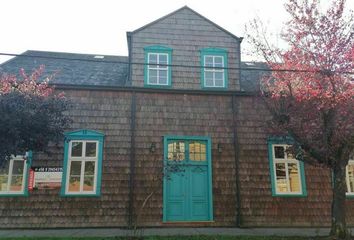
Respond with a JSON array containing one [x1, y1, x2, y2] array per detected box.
[[246, 0, 354, 238], [0, 65, 71, 165]]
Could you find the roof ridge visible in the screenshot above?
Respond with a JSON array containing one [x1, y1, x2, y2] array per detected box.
[[130, 6, 242, 41], [25, 50, 128, 58]]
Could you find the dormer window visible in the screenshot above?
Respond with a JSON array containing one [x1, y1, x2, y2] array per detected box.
[[144, 46, 172, 87], [201, 48, 228, 89]]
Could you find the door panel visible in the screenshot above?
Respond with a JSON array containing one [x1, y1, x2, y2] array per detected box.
[[189, 166, 208, 220], [166, 171, 186, 221]]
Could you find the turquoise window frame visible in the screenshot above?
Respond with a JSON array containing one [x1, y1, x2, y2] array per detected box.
[[144, 45, 172, 88], [267, 137, 307, 197], [162, 135, 213, 222], [200, 48, 228, 90], [0, 151, 32, 197], [60, 129, 104, 197]]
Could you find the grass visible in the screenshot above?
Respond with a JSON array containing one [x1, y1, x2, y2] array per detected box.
[[0, 236, 331, 240]]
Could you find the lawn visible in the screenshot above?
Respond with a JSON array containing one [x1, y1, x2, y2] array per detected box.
[[0, 236, 330, 240]]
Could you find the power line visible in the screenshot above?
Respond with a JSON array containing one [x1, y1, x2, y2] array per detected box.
[[0, 52, 353, 75]]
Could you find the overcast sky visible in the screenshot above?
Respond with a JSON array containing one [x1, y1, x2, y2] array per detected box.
[[0, 0, 353, 63]]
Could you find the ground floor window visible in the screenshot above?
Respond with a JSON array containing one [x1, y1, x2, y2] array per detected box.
[[0, 153, 31, 196], [61, 130, 104, 197], [346, 155, 354, 196], [268, 138, 307, 197]]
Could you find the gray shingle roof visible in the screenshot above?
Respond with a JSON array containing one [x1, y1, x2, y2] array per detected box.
[[1, 50, 267, 91], [240, 62, 269, 92], [0, 50, 129, 86]]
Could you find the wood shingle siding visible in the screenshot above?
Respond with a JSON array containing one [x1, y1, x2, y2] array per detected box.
[[130, 7, 241, 90], [0, 89, 352, 228], [0, 5, 353, 230]]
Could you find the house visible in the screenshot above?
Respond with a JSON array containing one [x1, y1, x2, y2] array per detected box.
[[0, 6, 353, 229]]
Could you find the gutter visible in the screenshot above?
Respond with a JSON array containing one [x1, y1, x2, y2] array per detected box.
[[128, 91, 137, 228], [231, 94, 242, 227], [53, 84, 256, 97]]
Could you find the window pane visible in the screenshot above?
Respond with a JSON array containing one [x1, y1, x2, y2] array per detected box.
[[68, 177, 81, 192], [84, 162, 95, 192], [159, 54, 167, 64], [205, 79, 214, 87], [205, 71, 213, 81], [274, 146, 285, 159], [0, 161, 10, 191], [10, 176, 23, 191], [83, 177, 94, 191], [158, 70, 168, 84], [347, 164, 354, 193], [70, 161, 82, 175], [215, 72, 224, 81], [189, 142, 206, 162], [69, 161, 82, 192], [275, 163, 287, 193], [215, 79, 224, 87], [0, 174, 8, 191], [10, 160, 25, 191], [168, 141, 185, 161], [288, 163, 300, 192], [149, 53, 157, 64], [12, 160, 24, 175], [149, 69, 158, 84], [84, 161, 95, 175], [204, 56, 213, 67], [285, 146, 296, 159], [71, 142, 83, 157], [200, 144, 206, 161], [214, 56, 223, 67], [85, 142, 97, 157]]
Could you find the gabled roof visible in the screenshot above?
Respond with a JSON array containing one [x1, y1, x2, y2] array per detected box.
[[0, 50, 129, 87], [130, 6, 243, 42]]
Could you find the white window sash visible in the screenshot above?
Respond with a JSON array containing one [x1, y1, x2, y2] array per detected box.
[[0, 155, 27, 194], [203, 55, 225, 87], [272, 144, 303, 195], [66, 140, 99, 195], [147, 53, 169, 85]]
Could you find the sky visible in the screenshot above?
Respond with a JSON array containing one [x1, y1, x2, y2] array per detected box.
[[0, 0, 353, 63]]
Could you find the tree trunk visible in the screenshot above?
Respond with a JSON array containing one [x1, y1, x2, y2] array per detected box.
[[330, 163, 350, 239]]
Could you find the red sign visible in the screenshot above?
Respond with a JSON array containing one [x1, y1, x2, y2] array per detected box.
[[28, 168, 35, 191]]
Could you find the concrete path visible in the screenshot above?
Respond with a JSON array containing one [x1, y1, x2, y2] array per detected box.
[[0, 227, 351, 238]]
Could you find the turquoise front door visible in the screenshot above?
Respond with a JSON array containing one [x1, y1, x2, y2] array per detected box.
[[163, 136, 213, 222]]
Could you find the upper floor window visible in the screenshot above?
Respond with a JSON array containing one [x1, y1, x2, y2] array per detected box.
[[144, 46, 172, 87], [61, 130, 104, 197], [0, 152, 31, 196], [268, 138, 307, 197], [346, 154, 354, 196], [201, 48, 228, 89]]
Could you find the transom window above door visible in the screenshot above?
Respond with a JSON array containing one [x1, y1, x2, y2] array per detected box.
[[201, 48, 228, 89], [144, 46, 172, 87], [167, 139, 207, 163]]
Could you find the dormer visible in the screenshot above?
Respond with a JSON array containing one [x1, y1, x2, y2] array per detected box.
[[127, 6, 242, 90]]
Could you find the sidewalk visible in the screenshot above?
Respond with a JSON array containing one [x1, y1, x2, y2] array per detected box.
[[0, 227, 349, 238]]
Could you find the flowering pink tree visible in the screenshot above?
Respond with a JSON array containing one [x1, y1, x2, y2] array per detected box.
[[246, 0, 354, 238], [0, 65, 71, 164]]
